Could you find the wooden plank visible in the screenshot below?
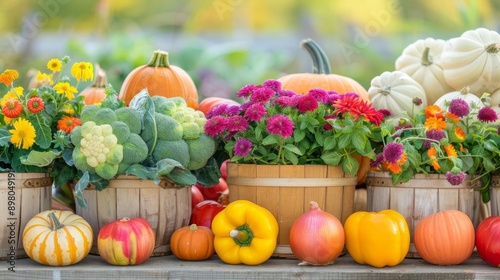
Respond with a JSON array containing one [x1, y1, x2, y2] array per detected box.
[[139, 188, 160, 235], [96, 188, 117, 229], [438, 188, 458, 210], [278, 165, 304, 246], [255, 165, 280, 225], [116, 188, 140, 219], [303, 165, 327, 210]]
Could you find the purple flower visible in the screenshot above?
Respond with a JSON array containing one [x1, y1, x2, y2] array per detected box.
[[226, 115, 249, 132], [244, 102, 267, 121], [262, 79, 281, 92], [370, 153, 384, 168], [250, 87, 275, 103], [383, 142, 404, 164], [308, 88, 328, 103], [266, 114, 294, 138], [413, 97, 423, 106], [327, 91, 341, 105], [234, 138, 253, 157], [478, 107, 499, 123], [278, 89, 296, 97], [237, 84, 258, 98], [448, 99, 470, 118], [204, 116, 228, 137], [297, 94, 319, 113], [424, 129, 446, 149], [343, 92, 360, 99], [274, 96, 298, 107], [446, 171, 466, 186], [225, 105, 242, 116], [206, 104, 228, 118]]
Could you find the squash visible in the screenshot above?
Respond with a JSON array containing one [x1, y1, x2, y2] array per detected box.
[[488, 87, 500, 117], [395, 37, 453, 105], [441, 28, 500, 96], [197, 97, 240, 115], [79, 64, 108, 105], [118, 50, 198, 108], [170, 224, 215, 261], [414, 210, 475, 265], [433, 87, 484, 110], [97, 217, 155, 265], [278, 38, 369, 101], [367, 70, 427, 118], [22, 210, 93, 266]]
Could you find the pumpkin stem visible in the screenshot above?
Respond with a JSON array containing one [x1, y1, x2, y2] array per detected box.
[[189, 224, 199, 231], [460, 86, 470, 95], [300, 38, 332, 74], [486, 43, 500, 53], [147, 50, 170, 68], [91, 64, 108, 88], [229, 224, 254, 247], [48, 212, 65, 231], [421, 47, 433, 66]]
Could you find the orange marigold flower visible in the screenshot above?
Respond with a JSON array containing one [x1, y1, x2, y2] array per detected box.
[[386, 162, 403, 174], [0, 69, 19, 86], [57, 116, 82, 134], [425, 105, 444, 119], [424, 116, 446, 131], [444, 144, 457, 159], [454, 127, 466, 141], [427, 146, 440, 171], [2, 98, 23, 118], [397, 152, 408, 165], [446, 112, 459, 123]]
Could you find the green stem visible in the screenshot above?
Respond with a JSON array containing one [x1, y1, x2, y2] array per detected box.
[[147, 50, 170, 68], [229, 224, 254, 247], [48, 212, 65, 231], [299, 38, 332, 74], [421, 47, 433, 66]]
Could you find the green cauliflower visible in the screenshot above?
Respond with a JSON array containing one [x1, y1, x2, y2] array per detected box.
[[152, 139, 190, 168], [115, 107, 142, 134], [185, 134, 216, 170]]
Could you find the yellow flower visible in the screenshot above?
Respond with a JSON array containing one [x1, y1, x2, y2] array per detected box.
[[71, 62, 93, 82], [1, 86, 24, 107], [53, 82, 77, 100], [0, 69, 19, 86], [9, 118, 36, 149], [47, 58, 62, 72], [36, 71, 54, 85], [424, 116, 446, 131]]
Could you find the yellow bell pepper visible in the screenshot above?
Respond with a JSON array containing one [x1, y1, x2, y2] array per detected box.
[[211, 200, 279, 265], [344, 209, 410, 268]]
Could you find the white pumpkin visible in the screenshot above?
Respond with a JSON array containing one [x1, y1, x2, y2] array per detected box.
[[395, 37, 453, 105], [489, 87, 500, 117], [441, 28, 500, 96], [367, 71, 427, 118], [434, 87, 484, 111]]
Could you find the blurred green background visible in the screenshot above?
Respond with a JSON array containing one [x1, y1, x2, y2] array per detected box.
[[1, 0, 499, 100]]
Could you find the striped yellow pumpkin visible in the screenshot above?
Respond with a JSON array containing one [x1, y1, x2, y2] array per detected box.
[[22, 210, 93, 266]]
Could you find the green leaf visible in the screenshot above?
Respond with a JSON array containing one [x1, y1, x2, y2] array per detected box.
[[191, 157, 221, 187], [323, 136, 336, 151], [126, 164, 158, 182], [341, 156, 359, 177], [129, 89, 157, 155], [0, 128, 10, 147], [32, 119, 52, 150], [484, 157, 496, 172], [284, 150, 299, 164], [21, 150, 61, 167], [294, 129, 306, 143], [284, 144, 303, 155], [337, 133, 352, 149], [351, 132, 366, 152], [321, 151, 342, 166], [74, 171, 90, 208], [156, 158, 197, 186], [485, 139, 499, 152], [262, 134, 281, 146]]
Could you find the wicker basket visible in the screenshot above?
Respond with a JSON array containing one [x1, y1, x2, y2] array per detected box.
[[366, 172, 480, 258], [0, 173, 52, 260], [75, 175, 191, 256], [227, 163, 357, 258]]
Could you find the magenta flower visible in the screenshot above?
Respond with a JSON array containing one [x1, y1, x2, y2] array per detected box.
[[244, 102, 267, 121], [266, 114, 294, 138], [206, 104, 228, 118], [226, 115, 249, 132], [234, 138, 253, 157], [383, 142, 404, 164], [446, 171, 466, 186], [237, 84, 258, 98], [448, 99, 470, 118], [274, 96, 297, 107], [323, 115, 336, 131], [297, 94, 319, 113], [370, 153, 385, 168], [250, 87, 275, 103], [327, 91, 341, 104], [424, 129, 446, 149], [204, 116, 228, 137], [262, 79, 281, 92], [308, 88, 329, 103], [478, 107, 498, 123], [278, 89, 296, 97], [379, 109, 392, 117], [225, 105, 242, 116]]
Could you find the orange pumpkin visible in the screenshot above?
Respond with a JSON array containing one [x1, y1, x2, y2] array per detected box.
[[79, 64, 108, 105], [278, 38, 369, 101], [414, 210, 475, 265], [170, 224, 215, 261], [197, 97, 240, 115], [118, 50, 198, 108]]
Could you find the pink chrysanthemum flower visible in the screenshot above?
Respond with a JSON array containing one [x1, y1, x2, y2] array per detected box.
[[478, 107, 498, 123], [308, 88, 329, 103], [266, 114, 294, 138], [225, 105, 241, 116], [297, 94, 318, 113], [262, 79, 281, 92], [237, 84, 258, 98], [226, 115, 249, 132], [446, 171, 466, 186], [234, 138, 253, 157], [244, 102, 267, 122], [448, 99, 470, 118], [204, 116, 228, 137], [278, 89, 296, 97], [206, 104, 228, 118], [250, 87, 275, 103], [383, 142, 405, 164]]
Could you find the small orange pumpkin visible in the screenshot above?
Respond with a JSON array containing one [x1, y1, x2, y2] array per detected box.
[[278, 38, 369, 101], [118, 50, 198, 108], [79, 64, 108, 105], [414, 210, 475, 265], [170, 224, 215, 261], [197, 97, 240, 115]]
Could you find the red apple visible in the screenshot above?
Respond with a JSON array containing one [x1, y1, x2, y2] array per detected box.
[[190, 200, 225, 229], [476, 216, 500, 267], [220, 159, 230, 180], [191, 186, 204, 210], [195, 178, 228, 201]]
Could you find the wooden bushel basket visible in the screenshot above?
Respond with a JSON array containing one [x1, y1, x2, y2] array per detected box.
[[366, 172, 480, 258], [226, 163, 357, 258], [0, 173, 52, 260], [75, 175, 191, 256]]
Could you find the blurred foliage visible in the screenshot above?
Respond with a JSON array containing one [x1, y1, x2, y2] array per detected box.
[[1, 0, 499, 94]]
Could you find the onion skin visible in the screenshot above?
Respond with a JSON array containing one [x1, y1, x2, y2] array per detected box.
[[289, 201, 345, 265]]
